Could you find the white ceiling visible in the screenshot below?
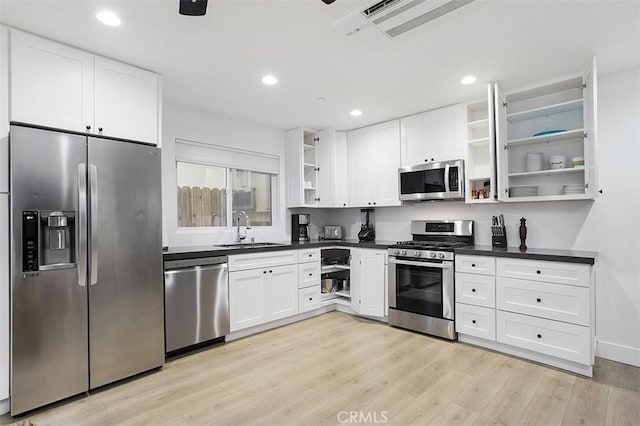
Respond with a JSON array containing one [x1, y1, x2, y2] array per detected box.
[[0, 0, 638, 131]]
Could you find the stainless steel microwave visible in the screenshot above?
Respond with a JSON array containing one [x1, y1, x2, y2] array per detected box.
[[398, 159, 465, 201]]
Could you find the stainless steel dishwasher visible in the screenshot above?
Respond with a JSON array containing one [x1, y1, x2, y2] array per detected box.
[[163, 256, 229, 353]]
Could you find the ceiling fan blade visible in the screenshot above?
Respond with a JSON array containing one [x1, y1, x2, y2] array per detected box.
[[179, 0, 208, 16]]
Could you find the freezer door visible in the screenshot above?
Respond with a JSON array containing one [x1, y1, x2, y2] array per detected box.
[[87, 138, 164, 388], [9, 125, 88, 415]]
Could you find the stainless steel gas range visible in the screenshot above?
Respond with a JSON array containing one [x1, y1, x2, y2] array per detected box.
[[387, 220, 474, 340]]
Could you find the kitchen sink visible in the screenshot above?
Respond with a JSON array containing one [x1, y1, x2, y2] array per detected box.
[[215, 242, 288, 249]]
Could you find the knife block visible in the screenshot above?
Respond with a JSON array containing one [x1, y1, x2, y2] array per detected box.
[[492, 226, 507, 249]]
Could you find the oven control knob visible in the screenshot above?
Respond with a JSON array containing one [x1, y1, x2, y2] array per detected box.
[[393, 249, 400, 255], [401, 250, 408, 256], [438, 253, 445, 259], [429, 252, 437, 258], [414, 251, 420, 257]]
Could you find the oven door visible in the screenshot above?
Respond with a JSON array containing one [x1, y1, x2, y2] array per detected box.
[[388, 257, 454, 320]]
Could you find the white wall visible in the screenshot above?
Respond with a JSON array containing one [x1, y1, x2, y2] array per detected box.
[[318, 68, 640, 367], [162, 100, 288, 246]]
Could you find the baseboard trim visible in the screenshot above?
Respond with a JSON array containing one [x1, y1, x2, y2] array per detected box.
[[0, 398, 9, 415], [596, 340, 640, 367]]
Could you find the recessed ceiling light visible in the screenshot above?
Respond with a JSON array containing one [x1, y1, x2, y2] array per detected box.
[[96, 10, 121, 27], [262, 75, 278, 85], [460, 75, 477, 85], [350, 109, 363, 117]]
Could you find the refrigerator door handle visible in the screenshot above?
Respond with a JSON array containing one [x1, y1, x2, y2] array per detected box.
[[78, 164, 87, 287], [89, 164, 98, 286]]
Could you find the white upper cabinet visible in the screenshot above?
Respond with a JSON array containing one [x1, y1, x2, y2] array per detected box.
[[400, 104, 465, 167], [94, 56, 160, 144], [9, 30, 161, 145], [495, 58, 598, 202], [465, 84, 498, 203], [347, 120, 401, 208], [10, 30, 94, 133]]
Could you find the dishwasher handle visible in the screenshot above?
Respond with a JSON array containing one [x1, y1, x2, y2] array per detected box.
[[164, 256, 228, 270], [164, 264, 227, 275]]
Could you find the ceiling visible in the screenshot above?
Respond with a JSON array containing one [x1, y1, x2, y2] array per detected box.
[[0, 0, 638, 131]]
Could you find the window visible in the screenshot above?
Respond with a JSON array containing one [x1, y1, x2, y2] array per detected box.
[[175, 140, 279, 229]]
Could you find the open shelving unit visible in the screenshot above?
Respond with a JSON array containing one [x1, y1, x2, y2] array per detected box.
[[320, 248, 351, 304], [302, 131, 319, 205], [465, 84, 497, 203], [495, 60, 598, 201]]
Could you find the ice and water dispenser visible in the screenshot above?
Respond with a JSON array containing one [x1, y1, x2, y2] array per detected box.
[[22, 210, 76, 272]]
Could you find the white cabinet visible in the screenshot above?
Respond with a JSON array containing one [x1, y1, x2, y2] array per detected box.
[[298, 261, 320, 288], [94, 56, 160, 144], [285, 128, 347, 208], [229, 251, 299, 332], [400, 104, 465, 167], [298, 286, 321, 313], [298, 248, 320, 263], [9, 29, 161, 145], [465, 85, 498, 203], [350, 249, 386, 317], [456, 254, 595, 376], [347, 120, 401, 207], [0, 26, 9, 193], [495, 58, 598, 201], [0, 194, 8, 401]]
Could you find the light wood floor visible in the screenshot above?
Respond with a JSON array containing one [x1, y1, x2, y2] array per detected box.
[[2, 312, 639, 425]]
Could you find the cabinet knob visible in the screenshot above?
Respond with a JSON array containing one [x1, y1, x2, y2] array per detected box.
[[537, 334, 542, 339], [368, 202, 371, 205], [86, 125, 91, 131], [343, 203, 346, 207], [269, 270, 272, 273], [471, 288, 476, 293], [373, 202, 376, 205], [98, 127, 103, 133], [431, 158, 434, 161], [471, 264, 476, 267], [424, 158, 428, 162], [308, 297, 313, 301], [263, 271, 267, 274], [536, 298, 541, 303], [536, 270, 541, 274], [472, 320, 476, 324], [308, 273, 312, 276]]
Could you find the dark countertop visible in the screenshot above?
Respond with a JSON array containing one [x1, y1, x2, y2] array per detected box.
[[163, 239, 395, 261], [455, 245, 598, 265]]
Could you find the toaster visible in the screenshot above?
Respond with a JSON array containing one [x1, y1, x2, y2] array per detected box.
[[324, 225, 343, 240]]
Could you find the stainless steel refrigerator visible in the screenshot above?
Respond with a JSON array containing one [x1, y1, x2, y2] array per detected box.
[[9, 124, 164, 415]]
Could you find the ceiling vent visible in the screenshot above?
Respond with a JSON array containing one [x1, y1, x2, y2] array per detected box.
[[334, 0, 475, 39]]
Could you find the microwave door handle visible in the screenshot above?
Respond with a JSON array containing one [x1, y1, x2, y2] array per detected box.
[[389, 258, 453, 269], [444, 163, 451, 195]]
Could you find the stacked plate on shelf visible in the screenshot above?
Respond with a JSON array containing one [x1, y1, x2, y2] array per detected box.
[[562, 184, 585, 195], [509, 185, 538, 197]]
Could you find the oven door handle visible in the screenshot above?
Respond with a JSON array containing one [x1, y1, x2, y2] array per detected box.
[[389, 258, 453, 269]]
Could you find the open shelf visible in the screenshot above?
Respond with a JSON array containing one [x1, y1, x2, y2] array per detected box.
[[507, 129, 584, 147], [507, 193, 593, 202], [508, 166, 584, 178], [303, 162, 316, 168], [321, 264, 350, 273], [334, 290, 351, 298], [303, 187, 316, 191], [467, 118, 489, 130], [303, 143, 315, 150], [507, 98, 583, 123], [468, 137, 490, 146]]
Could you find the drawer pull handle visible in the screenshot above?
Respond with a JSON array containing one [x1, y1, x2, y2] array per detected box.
[[537, 334, 542, 339], [471, 288, 476, 293], [536, 270, 541, 274], [472, 320, 476, 324], [263, 271, 267, 274], [536, 298, 541, 303], [269, 270, 273, 273], [471, 264, 476, 267]]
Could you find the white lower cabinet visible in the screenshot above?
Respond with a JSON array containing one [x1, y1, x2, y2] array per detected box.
[[455, 303, 495, 340], [229, 252, 299, 332], [497, 311, 591, 365], [298, 262, 320, 288], [350, 249, 386, 317], [456, 254, 595, 376], [298, 286, 321, 313]]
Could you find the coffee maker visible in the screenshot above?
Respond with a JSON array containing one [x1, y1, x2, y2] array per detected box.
[[358, 209, 375, 242], [291, 214, 310, 242]]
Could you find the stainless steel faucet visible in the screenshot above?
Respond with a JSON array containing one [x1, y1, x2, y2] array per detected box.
[[235, 211, 251, 243]]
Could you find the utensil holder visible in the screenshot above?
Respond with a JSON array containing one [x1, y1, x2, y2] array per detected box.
[[492, 226, 507, 248]]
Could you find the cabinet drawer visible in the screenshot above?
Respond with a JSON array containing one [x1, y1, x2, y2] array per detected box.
[[455, 303, 496, 341], [455, 273, 495, 308], [496, 311, 590, 365], [229, 250, 298, 271], [298, 262, 321, 288], [455, 255, 495, 276], [298, 286, 321, 313], [298, 248, 320, 263], [496, 258, 590, 287], [496, 277, 590, 326]]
